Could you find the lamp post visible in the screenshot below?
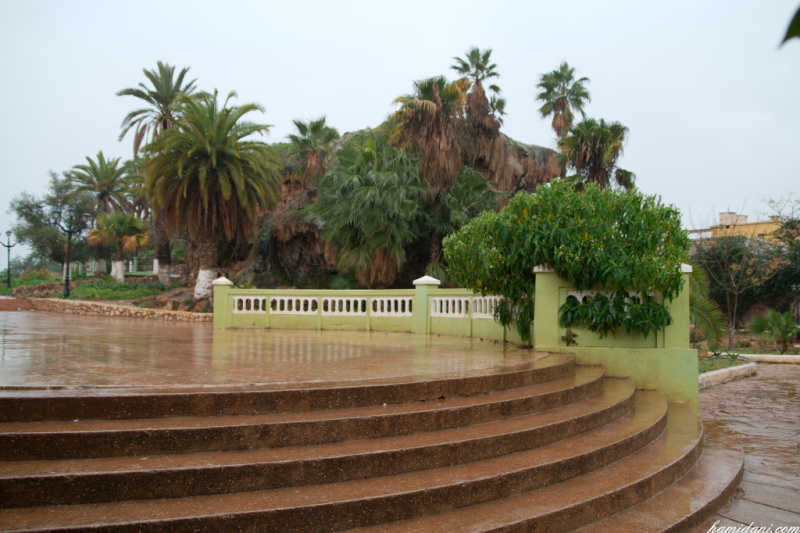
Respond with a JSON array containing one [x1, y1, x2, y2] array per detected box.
[[52, 209, 89, 299], [1, 231, 15, 290]]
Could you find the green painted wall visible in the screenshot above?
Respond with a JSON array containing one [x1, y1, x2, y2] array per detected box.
[[532, 269, 698, 410], [213, 269, 697, 410]]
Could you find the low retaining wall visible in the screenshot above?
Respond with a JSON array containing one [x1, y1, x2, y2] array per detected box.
[[698, 363, 757, 389], [740, 354, 800, 364], [0, 298, 33, 311], [26, 298, 211, 322]]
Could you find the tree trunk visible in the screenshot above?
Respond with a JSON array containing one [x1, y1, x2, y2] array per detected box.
[[193, 237, 217, 300], [154, 217, 172, 285], [110, 261, 126, 283]]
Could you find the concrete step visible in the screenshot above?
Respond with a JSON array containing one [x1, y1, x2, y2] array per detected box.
[[0, 353, 575, 422], [574, 437, 744, 532], [0, 370, 618, 506], [347, 401, 702, 533], [0, 382, 670, 532], [0, 366, 603, 460]]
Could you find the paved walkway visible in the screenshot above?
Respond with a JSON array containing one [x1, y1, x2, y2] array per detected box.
[[0, 311, 540, 390], [691, 363, 800, 531]]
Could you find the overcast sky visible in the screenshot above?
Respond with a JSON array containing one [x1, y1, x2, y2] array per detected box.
[[1, 0, 798, 265]]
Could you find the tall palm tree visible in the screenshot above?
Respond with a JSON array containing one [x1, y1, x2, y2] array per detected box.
[[117, 61, 197, 156], [68, 151, 131, 214], [88, 212, 147, 282], [145, 90, 281, 299], [117, 61, 196, 283], [451, 47, 500, 94], [287, 116, 339, 180], [391, 76, 465, 192], [536, 62, 591, 139], [559, 118, 635, 190]]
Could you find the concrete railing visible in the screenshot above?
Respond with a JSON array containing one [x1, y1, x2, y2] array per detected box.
[[213, 275, 519, 343], [213, 266, 698, 409]]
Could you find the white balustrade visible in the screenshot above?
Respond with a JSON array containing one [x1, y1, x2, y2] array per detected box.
[[232, 296, 268, 314], [322, 297, 367, 316], [370, 297, 413, 317], [270, 296, 319, 315], [430, 297, 471, 318], [471, 295, 502, 319]]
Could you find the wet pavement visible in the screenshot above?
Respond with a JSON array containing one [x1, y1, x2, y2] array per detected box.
[[691, 363, 800, 531], [0, 311, 539, 390]]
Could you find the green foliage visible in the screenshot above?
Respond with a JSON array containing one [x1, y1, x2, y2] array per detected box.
[[750, 309, 798, 354], [698, 354, 747, 374], [536, 62, 590, 138], [145, 90, 281, 257], [117, 61, 197, 156], [68, 280, 167, 301], [68, 151, 132, 214], [287, 116, 339, 177], [305, 131, 427, 287], [88, 212, 147, 261], [451, 47, 499, 86], [10, 173, 94, 265], [689, 265, 726, 350], [444, 180, 688, 342], [328, 274, 360, 290], [559, 118, 635, 190]]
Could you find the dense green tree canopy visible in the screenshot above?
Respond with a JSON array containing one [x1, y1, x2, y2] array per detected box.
[[444, 180, 689, 342], [305, 132, 427, 287]]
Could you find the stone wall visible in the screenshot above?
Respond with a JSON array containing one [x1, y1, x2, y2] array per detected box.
[[25, 298, 212, 322]]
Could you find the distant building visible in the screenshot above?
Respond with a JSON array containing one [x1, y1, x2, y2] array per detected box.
[[688, 211, 781, 240]]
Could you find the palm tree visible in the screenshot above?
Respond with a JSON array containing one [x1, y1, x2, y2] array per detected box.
[[287, 116, 339, 181], [391, 76, 465, 192], [118, 61, 196, 283], [305, 133, 427, 288], [451, 47, 500, 94], [145, 90, 281, 299], [750, 309, 798, 354], [559, 118, 635, 190], [68, 151, 131, 214], [536, 62, 591, 139], [88, 212, 147, 282], [117, 61, 197, 156]]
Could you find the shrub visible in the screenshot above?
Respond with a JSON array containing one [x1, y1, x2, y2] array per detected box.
[[68, 281, 167, 301], [750, 309, 798, 354], [444, 180, 689, 343]]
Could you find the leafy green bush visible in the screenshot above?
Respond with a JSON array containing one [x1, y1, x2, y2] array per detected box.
[[750, 309, 799, 354], [68, 281, 167, 300], [444, 180, 689, 342]]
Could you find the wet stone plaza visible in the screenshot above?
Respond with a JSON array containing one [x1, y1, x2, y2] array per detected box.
[[0, 311, 539, 390]]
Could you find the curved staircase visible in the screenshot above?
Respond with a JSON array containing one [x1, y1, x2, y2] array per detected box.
[[0, 354, 742, 532]]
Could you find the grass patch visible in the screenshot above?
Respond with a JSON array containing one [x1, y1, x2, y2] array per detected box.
[[698, 354, 750, 374], [68, 281, 168, 301]]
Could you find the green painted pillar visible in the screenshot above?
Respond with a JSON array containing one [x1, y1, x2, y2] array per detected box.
[[533, 266, 560, 349], [412, 275, 440, 335], [212, 276, 233, 330], [663, 265, 692, 349]]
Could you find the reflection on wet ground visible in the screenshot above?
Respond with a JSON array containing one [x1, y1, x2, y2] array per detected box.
[[0, 312, 540, 390], [692, 363, 800, 530]]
